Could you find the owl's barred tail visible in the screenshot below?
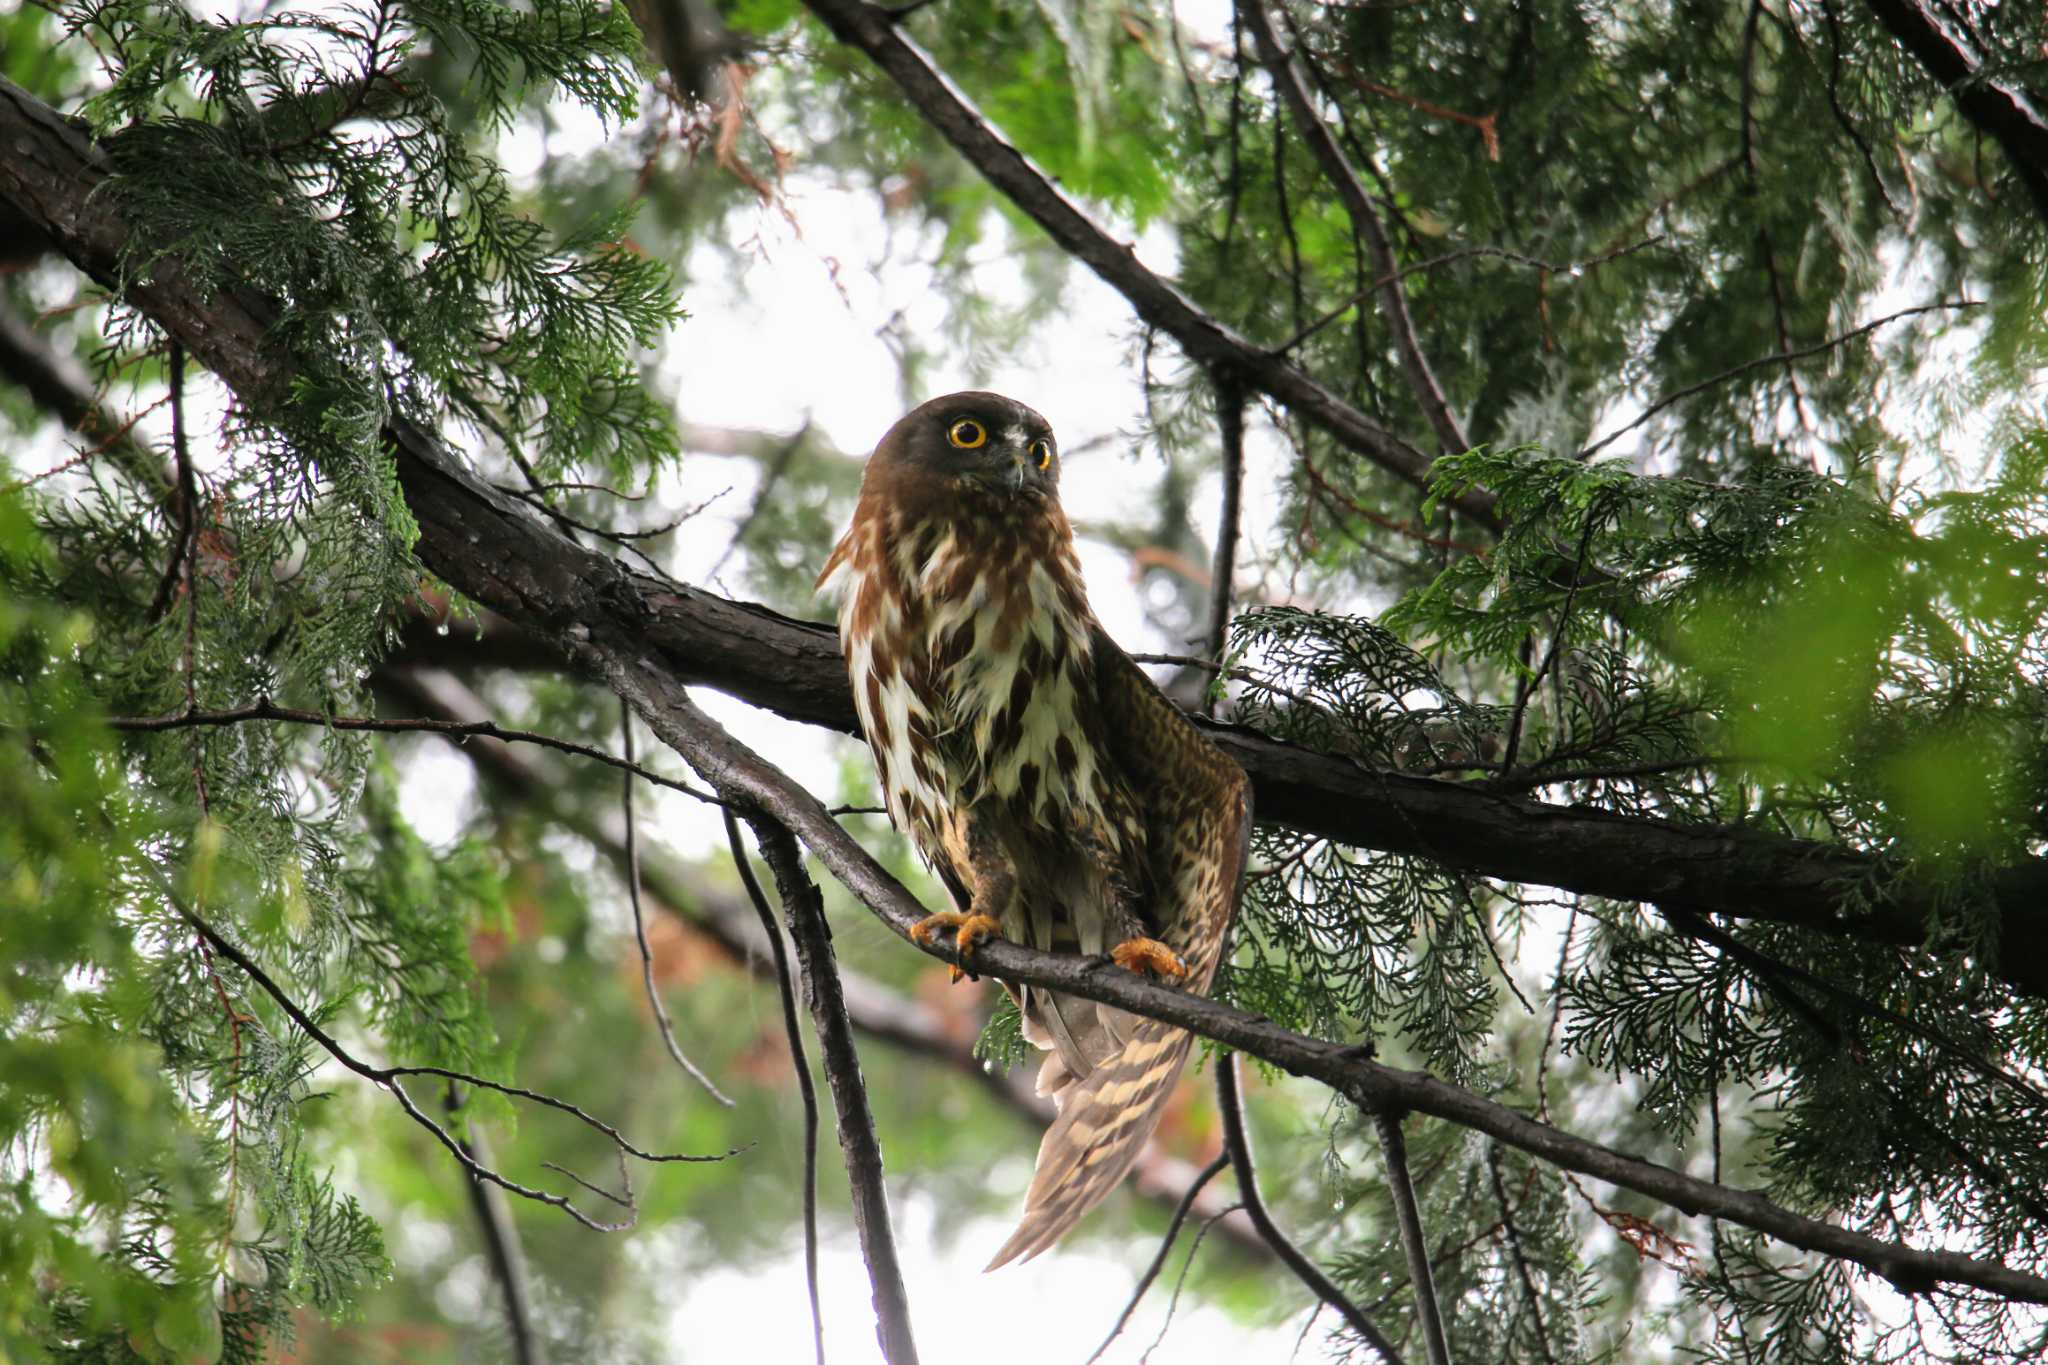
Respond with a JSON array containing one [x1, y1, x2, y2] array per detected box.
[[983, 1018, 1194, 1269]]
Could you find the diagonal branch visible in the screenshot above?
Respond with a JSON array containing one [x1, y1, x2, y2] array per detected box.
[[792, 0, 1498, 528], [1218, 1053, 1402, 1362], [4, 68, 2041, 1001], [371, 664, 1269, 1257], [733, 812, 920, 1365], [1859, 0, 2048, 225], [1238, 0, 1469, 456], [589, 666, 2048, 1307]]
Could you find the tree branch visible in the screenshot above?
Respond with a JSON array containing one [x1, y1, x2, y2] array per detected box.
[[725, 810, 826, 1365], [620, 700, 735, 1105], [1218, 1054, 1402, 1362], [1859, 0, 2048, 225], [372, 664, 1271, 1258], [735, 813, 919, 1365], [791, 0, 1498, 528], [1086, 1150, 1232, 1365], [1372, 1109, 1450, 1365], [1238, 0, 1470, 456]]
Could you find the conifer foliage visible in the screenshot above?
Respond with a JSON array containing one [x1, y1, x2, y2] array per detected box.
[[2, 0, 2046, 1360]]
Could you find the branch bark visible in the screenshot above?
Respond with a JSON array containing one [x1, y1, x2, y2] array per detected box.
[[792, 0, 1498, 529], [9, 74, 2048, 1309], [4, 71, 2042, 1002], [736, 814, 920, 1365], [1860, 0, 2048, 225]]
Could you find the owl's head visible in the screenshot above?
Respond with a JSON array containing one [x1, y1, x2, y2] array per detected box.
[[870, 391, 1059, 496]]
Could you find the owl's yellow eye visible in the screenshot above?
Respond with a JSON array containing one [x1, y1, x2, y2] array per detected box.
[[947, 419, 987, 449], [1029, 438, 1054, 470]]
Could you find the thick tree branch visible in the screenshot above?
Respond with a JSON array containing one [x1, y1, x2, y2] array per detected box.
[[9, 76, 2048, 1306], [791, 0, 1498, 529], [1860, 0, 2048, 224], [4, 71, 2042, 1001]]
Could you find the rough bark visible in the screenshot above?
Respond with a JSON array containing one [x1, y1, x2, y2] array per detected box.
[[2, 74, 2043, 1002]]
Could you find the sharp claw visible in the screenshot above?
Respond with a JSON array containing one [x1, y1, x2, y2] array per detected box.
[[912, 911, 1002, 983]]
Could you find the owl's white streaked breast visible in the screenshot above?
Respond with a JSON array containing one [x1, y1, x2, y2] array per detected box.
[[824, 510, 1112, 876]]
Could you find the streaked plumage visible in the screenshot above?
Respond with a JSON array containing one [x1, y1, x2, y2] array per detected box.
[[818, 392, 1251, 1266]]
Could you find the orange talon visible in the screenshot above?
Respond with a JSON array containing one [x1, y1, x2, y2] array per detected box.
[[911, 911, 1003, 982], [1111, 936, 1189, 981]]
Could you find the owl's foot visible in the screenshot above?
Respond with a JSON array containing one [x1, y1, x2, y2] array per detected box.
[[1110, 936, 1190, 981], [911, 911, 1004, 983]]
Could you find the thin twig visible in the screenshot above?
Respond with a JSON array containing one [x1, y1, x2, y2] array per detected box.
[[1577, 301, 1982, 461], [1265, 237, 1663, 359], [1241, 0, 1468, 455], [1086, 1151, 1233, 1365], [708, 418, 809, 581], [1374, 1109, 1451, 1365], [725, 809, 826, 1365], [621, 698, 734, 1105], [448, 1084, 548, 1365], [1139, 1201, 1242, 1364], [104, 698, 728, 807], [1216, 1054, 1404, 1363], [1204, 377, 1246, 710], [144, 875, 736, 1233], [743, 813, 919, 1365], [1499, 507, 1601, 775], [1486, 1144, 1558, 1365]]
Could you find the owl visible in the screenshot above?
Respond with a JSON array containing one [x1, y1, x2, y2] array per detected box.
[[819, 392, 1249, 1265]]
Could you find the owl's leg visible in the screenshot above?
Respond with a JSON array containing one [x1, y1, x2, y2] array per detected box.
[[910, 809, 1013, 982], [1109, 937, 1190, 981]]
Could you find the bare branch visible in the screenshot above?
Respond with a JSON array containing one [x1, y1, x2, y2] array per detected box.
[[104, 698, 728, 808], [790, 0, 1498, 528], [735, 813, 919, 1365], [148, 875, 736, 1233], [1578, 301, 1983, 462], [620, 699, 735, 1105], [1239, 0, 1469, 455], [725, 809, 827, 1365], [1373, 1109, 1449, 1365], [1204, 378, 1247, 687], [1218, 1054, 1403, 1363], [1087, 1151, 1232, 1365]]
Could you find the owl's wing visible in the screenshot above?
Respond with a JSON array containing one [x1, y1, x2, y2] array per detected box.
[[985, 628, 1251, 1268]]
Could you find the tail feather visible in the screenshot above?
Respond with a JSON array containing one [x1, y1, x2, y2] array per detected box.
[[983, 1019, 1193, 1269]]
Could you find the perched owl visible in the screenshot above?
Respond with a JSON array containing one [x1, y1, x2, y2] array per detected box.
[[817, 392, 1250, 1267]]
